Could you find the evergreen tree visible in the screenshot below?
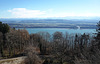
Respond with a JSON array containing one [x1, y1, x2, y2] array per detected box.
[[0, 21, 9, 34], [96, 21, 100, 49], [0, 21, 10, 57], [0, 22, 3, 32]]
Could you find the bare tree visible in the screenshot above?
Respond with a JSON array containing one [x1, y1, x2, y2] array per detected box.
[[24, 45, 42, 64]]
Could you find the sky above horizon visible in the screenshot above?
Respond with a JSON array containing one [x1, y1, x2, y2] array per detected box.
[[0, 0, 100, 18]]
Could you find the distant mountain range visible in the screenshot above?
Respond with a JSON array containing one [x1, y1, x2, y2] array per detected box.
[[57, 16, 100, 20], [0, 18, 99, 23]]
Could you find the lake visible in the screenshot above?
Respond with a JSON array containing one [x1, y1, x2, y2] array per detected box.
[[16, 28, 96, 35]]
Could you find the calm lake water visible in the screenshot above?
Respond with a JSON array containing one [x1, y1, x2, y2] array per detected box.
[[16, 28, 96, 35]]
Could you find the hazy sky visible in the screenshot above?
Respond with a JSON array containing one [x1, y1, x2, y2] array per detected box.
[[0, 0, 100, 18]]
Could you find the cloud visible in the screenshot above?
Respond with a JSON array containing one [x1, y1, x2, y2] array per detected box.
[[7, 8, 100, 18], [8, 8, 46, 18]]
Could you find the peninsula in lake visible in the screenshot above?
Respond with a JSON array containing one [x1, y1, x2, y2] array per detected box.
[[0, 18, 99, 29]]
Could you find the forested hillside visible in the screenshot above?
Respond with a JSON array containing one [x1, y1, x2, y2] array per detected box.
[[0, 21, 100, 64]]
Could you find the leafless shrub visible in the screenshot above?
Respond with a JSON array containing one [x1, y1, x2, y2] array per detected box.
[[23, 45, 42, 64]]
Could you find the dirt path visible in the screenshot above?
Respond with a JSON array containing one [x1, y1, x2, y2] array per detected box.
[[0, 56, 26, 64]]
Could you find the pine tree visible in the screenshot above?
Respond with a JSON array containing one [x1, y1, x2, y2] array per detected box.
[[0, 21, 10, 57], [96, 21, 100, 49], [0, 21, 9, 34]]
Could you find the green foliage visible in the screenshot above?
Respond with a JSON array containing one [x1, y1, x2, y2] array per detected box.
[[96, 21, 100, 38], [95, 21, 100, 49], [0, 21, 10, 57], [0, 21, 9, 34]]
